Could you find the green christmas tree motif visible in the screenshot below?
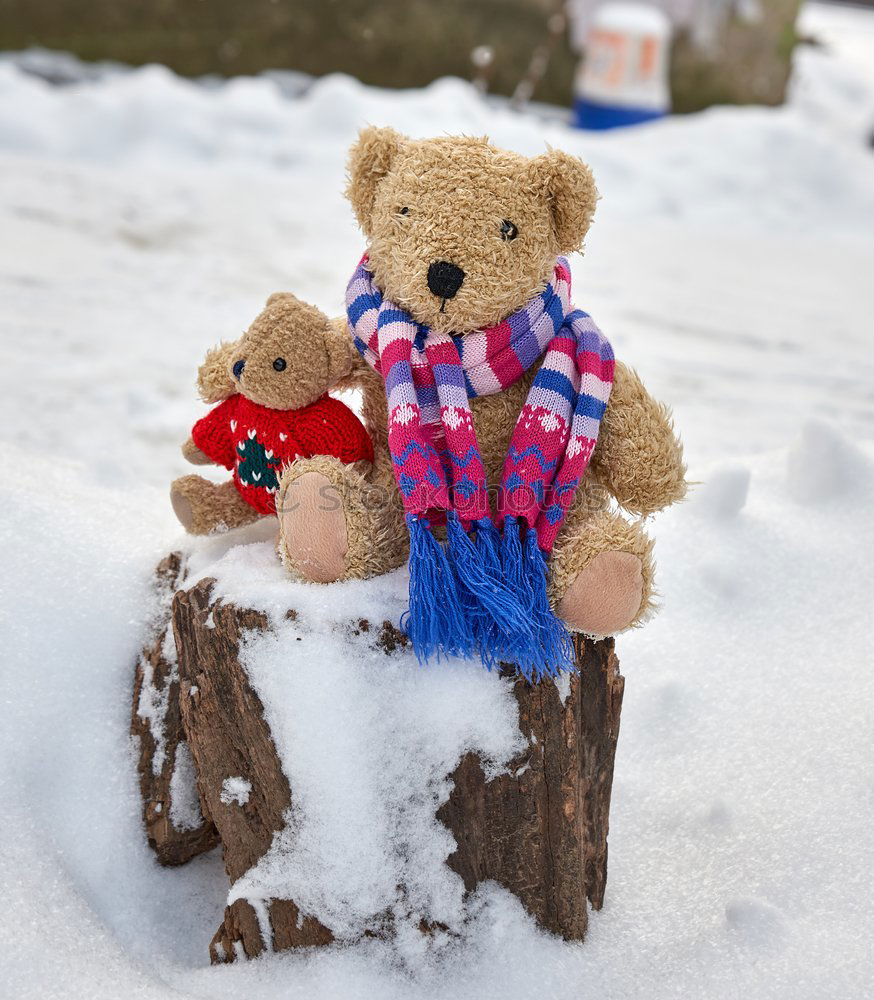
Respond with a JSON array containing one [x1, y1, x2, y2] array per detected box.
[[236, 430, 281, 492]]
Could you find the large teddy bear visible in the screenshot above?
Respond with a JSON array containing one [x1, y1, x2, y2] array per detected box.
[[201, 129, 686, 651]]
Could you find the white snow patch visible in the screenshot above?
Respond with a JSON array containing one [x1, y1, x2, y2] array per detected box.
[[222, 609, 525, 949], [725, 896, 789, 954], [134, 575, 182, 776], [220, 776, 252, 807], [169, 743, 204, 832], [554, 671, 573, 704], [692, 463, 751, 520], [248, 897, 274, 953], [786, 419, 872, 504], [135, 645, 177, 776]]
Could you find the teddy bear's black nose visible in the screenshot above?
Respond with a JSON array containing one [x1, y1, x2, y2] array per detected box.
[[232, 359, 245, 379], [427, 261, 465, 300]]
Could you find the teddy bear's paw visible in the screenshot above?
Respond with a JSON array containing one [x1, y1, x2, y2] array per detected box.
[[556, 550, 644, 638], [170, 481, 197, 532], [278, 471, 349, 584], [171, 475, 261, 536], [181, 436, 213, 466]]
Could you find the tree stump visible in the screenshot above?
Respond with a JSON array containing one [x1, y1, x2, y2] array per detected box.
[[132, 558, 624, 960]]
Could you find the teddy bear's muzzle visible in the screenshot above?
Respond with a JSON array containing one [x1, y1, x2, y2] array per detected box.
[[427, 260, 465, 301]]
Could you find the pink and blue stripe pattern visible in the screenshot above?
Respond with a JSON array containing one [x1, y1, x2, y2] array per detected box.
[[346, 255, 614, 679]]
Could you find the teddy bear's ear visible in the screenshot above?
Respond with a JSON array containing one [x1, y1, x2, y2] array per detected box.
[[345, 126, 405, 236], [530, 148, 598, 255], [197, 340, 240, 403]]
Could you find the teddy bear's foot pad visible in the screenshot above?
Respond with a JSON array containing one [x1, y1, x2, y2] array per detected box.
[[279, 471, 348, 583], [557, 550, 644, 637]]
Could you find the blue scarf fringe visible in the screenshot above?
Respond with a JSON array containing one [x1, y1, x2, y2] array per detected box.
[[403, 514, 471, 663], [403, 513, 575, 681], [471, 516, 520, 671], [445, 513, 531, 671], [517, 520, 576, 680]]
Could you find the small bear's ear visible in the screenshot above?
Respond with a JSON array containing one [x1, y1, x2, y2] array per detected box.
[[529, 148, 598, 255], [197, 340, 240, 403], [345, 126, 405, 236]]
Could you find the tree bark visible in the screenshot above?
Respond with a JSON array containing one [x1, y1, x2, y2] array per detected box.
[[133, 563, 624, 960], [171, 582, 334, 961], [130, 554, 219, 866], [438, 635, 623, 939]]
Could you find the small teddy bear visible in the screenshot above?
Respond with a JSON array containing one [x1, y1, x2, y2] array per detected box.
[[171, 293, 373, 536]]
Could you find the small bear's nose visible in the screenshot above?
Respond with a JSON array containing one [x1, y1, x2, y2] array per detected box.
[[427, 261, 465, 300], [232, 359, 245, 379]]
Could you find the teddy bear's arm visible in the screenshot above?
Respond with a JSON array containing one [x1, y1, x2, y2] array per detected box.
[[189, 397, 238, 471], [589, 361, 687, 517], [181, 436, 214, 465]]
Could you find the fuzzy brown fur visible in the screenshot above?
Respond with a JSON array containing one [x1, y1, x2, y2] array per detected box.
[[275, 131, 684, 635], [347, 129, 597, 335], [224, 293, 350, 411], [196, 341, 238, 403], [589, 364, 687, 516]]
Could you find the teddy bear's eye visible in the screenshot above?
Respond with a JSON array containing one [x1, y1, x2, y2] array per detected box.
[[398, 207, 409, 216], [500, 219, 519, 241], [273, 358, 287, 372]]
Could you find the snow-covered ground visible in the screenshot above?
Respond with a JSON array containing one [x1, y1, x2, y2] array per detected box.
[[1, 3, 873, 998]]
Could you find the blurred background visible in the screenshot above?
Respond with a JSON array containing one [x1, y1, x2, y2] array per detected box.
[[1, 0, 865, 112]]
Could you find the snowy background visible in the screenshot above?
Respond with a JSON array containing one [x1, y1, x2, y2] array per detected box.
[[1, 3, 873, 998]]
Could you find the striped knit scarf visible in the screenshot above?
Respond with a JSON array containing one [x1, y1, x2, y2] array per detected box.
[[346, 255, 614, 679]]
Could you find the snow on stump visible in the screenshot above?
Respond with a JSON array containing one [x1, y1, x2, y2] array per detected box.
[[132, 550, 624, 960]]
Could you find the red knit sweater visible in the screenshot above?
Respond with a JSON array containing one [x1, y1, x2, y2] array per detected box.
[[191, 394, 373, 516]]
